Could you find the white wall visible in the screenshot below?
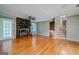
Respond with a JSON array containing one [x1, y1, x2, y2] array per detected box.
[[55, 16, 61, 39], [67, 15, 79, 42], [37, 17, 61, 37], [38, 21, 50, 36]]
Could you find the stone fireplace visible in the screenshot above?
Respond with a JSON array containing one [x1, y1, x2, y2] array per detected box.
[[16, 17, 31, 38]]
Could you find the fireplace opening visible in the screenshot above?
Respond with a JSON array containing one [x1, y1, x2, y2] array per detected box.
[[20, 28, 29, 36]]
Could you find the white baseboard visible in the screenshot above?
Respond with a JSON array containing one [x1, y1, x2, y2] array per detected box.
[[38, 32, 49, 36], [55, 37, 79, 42], [66, 38, 79, 42]]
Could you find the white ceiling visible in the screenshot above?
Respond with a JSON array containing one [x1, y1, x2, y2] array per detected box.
[[0, 4, 79, 22]]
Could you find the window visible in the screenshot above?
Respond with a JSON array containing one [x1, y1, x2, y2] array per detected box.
[[3, 20, 12, 38], [32, 23, 37, 32], [31, 23, 37, 34]]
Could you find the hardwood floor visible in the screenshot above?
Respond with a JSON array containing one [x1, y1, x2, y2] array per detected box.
[[59, 39, 79, 55], [0, 34, 79, 55]]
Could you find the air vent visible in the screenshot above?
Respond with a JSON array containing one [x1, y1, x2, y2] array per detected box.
[[76, 4, 79, 7]]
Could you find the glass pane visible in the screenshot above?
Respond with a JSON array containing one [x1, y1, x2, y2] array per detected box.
[[3, 20, 12, 38], [32, 23, 37, 32]]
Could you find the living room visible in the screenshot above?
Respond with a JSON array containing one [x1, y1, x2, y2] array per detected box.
[[0, 4, 79, 55]]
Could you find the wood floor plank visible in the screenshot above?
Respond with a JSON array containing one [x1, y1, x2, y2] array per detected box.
[[0, 35, 79, 55]]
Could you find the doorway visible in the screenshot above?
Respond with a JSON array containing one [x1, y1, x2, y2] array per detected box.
[[49, 19, 55, 37], [62, 20, 66, 38], [60, 16, 67, 38], [50, 21, 55, 31]]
